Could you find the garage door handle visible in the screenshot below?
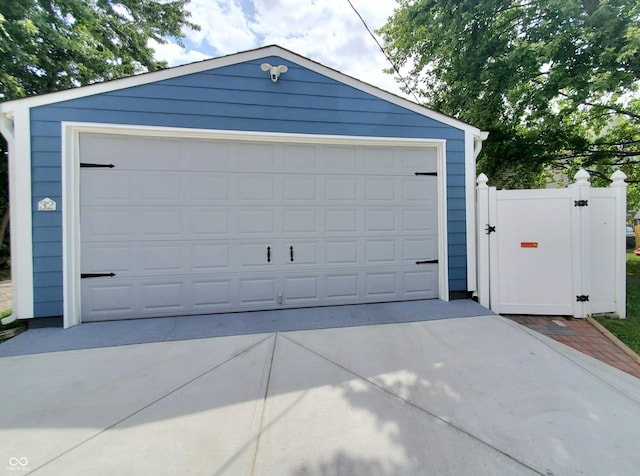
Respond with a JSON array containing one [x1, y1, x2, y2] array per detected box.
[[290, 246, 294, 262], [416, 260, 438, 265]]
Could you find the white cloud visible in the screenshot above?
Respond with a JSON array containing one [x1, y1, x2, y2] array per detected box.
[[188, 0, 258, 52], [161, 0, 410, 97], [149, 40, 211, 66]]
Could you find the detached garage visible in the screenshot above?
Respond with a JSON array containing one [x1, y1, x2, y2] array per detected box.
[[0, 45, 486, 328]]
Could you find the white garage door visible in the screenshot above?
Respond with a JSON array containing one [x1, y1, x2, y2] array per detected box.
[[79, 133, 439, 321]]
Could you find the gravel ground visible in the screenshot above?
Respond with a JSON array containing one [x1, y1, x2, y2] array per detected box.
[[0, 280, 12, 312]]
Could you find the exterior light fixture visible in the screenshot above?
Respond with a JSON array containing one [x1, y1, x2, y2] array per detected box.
[[260, 63, 288, 82]]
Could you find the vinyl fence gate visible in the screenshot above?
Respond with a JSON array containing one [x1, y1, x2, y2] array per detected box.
[[476, 169, 627, 318]]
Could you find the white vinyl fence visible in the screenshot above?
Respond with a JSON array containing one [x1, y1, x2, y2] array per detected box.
[[476, 169, 627, 318]]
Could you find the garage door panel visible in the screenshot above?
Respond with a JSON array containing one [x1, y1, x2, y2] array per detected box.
[[240, 176, 275, 201], [192, 279, 232, 308], [283, 210, 317, 234], [235, 143, 275, 170], [142, 282, 185, 312], [81, 243, 134, 274], [366, 210, 396, 232], [285, 242, 318, 265], [362, 148, 395, 171], [189, 175, 231, 201], [80, 133, 440, 321], [141, 173, 183, 201], [366, 272, 398, 297], [324, 146, 357, 170], [326, 274, 359, 299], [81, 281, 135, 319], [191, 244, 231, 270], [238, 210, 275, 234], [326, 210, 358, 233], [404, 269, 438, 296], [81, 208, 134, 240], [140, 245, 184, 273], [190, 209, 230, 236], [283, 177, 317, 201], [281, 144, 317, 171], [239, 278, 277, 305], [81, 171, 133, 205], [402, 178, 437, 201], [238, 243, 275, 267], [283, 276, 320, 303], [186, 145, 232, 172], [404, 238, 438, 262], [401, 148, 437, 171], [403, 210, 437, 232], [326, 241, 358, 264], [366, 179, 396, 200], [366, 240, 396, 263], [141, 210, 184, 238], [326, 178, 357, 201]]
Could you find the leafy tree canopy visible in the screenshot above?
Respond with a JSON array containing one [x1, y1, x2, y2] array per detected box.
[[0, 0, 198, 259], [380, 0, 640, 212], [0, 0, 198, 101]]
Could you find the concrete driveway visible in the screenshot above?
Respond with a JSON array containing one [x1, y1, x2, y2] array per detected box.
[[1, 302, 640, 475]]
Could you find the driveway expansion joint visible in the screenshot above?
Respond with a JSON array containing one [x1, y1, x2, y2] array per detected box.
[[279, 332, 547, 476]]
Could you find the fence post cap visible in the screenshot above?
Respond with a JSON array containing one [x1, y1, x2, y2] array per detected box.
[[574, 169, 590, 184], [610, 170, 627, 186], [477, 173, 489, 187]]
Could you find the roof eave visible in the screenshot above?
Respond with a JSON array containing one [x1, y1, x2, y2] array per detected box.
[[0, 44, 484, 135]]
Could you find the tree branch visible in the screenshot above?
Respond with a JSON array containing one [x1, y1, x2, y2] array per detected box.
[[556, 90, 640, 119]]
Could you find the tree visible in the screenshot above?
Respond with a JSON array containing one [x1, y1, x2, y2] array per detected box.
[[379, 0, 640, 212], [0, 0, 199, 261]]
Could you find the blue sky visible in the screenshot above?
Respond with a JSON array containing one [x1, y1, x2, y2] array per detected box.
[[149, 0, 409, 97]]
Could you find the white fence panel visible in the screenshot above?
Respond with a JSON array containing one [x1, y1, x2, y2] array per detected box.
[[477, 170, 627, 318]]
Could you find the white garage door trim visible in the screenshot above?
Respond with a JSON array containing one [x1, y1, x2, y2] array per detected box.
[[62, 122, 449, 328]]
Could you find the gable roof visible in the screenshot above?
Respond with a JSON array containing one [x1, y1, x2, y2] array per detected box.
[[0, 44, 483, 136]]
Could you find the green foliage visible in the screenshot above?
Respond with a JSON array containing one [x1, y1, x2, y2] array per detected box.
[[625, 251, 640, 319], [594, 253, 640, 353], [0, 0, 198, 259], [380, 0, 640, 191], [0, 0, 198, 100]]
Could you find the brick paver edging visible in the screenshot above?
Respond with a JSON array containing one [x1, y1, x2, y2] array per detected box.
[[587, 317, 640, 367]]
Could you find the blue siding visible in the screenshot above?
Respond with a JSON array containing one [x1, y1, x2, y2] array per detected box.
[[29, 55, 470, 316]]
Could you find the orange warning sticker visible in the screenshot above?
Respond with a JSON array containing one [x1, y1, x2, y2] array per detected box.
[[521, 242, 539, 248]]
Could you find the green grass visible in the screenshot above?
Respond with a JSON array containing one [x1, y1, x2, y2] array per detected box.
[[595, 251, 640, 354], [0, 310, 25, 331]]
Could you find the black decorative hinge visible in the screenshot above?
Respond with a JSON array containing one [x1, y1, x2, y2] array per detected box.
[[576, 295, 590, 302], [81, 273, 116, 279], [415, 172, 437, 176], [416, 260, 438, 265], [80, 163, 115, 168], [574, 200, 588, 207], [485, 225, 496, 235]]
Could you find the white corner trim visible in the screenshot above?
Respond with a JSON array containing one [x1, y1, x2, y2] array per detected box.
[[465, 131, 477, 293], [5, 109, 34, 318], [62, 125, 82, 328], [438, 143, 449, 301], [62, 123, 450, 324], [465, 130, 489, 294]]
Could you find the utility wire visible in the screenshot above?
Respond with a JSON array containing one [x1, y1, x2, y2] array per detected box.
[[345, 0, 424, 105]]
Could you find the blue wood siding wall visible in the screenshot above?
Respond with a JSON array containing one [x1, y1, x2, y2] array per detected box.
[[30, 56, 468, 317]]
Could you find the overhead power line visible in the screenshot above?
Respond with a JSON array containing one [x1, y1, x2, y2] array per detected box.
[[344, 0, 423, 105]]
